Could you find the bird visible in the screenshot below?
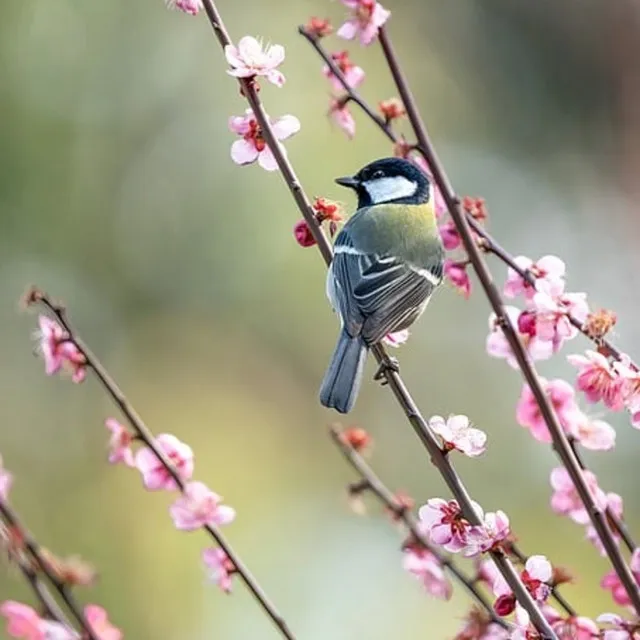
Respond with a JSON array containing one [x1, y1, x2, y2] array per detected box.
[[319, 157, 444, 414]]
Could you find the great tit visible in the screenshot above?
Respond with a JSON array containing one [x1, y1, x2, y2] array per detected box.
[[319, 157, 444, 413]]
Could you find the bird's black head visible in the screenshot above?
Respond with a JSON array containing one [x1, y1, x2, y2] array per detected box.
[[335, 157, 431, 208]]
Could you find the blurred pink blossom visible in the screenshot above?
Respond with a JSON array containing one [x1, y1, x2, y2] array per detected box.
[[503, 255, 565, 301], [444, 260, 471, 298], [572, 415, 616, 451], [224, 36, 285, 87], [165, 0, 202, 16], [429, 414, 486, 457], [322, 50, 365, 90], [601, 550, 640, 609], [439, 221, 461, 251], [0, 601, 76, 639], [104, 419, 134, 467], [402, 547, 452, 600], [170, 482, 235, 531], [337, 0, 390, 45], [0, 456, 12, 503], [35, 315, 86, 382], [203, 547, 235, 593], [550, 467, 607, 525], [586, 492, 624, 555], [597, 613, 640, 640], [134, 434, 194, 491], [328, 98, 356, 138], [85, 605, 122, 640]]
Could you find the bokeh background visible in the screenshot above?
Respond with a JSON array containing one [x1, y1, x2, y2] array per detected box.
[[2, 0, 640, 637]]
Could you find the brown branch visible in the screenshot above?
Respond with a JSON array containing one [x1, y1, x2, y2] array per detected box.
[[192, 1, 559, 635], [0, 501, 97, 640], [376, 24, 640, 616], [329, 426, 508, 630], [35, 295, 296, 640]]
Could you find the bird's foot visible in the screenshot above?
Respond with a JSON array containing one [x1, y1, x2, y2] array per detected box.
[[374, 357, 400, 386]]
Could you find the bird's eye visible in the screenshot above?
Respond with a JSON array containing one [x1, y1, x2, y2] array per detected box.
[[372, 170, 385, 179]]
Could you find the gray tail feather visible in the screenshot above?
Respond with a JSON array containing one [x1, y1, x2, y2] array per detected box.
[[319, 330, 368, 414]]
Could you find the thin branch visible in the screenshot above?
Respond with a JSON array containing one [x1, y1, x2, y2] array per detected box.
[[0, 501, 97, 640], [329, 426, 508, 630], [36, 296, 296, 640], [376, 24, 640, 615], [192, 2, 559, 636]]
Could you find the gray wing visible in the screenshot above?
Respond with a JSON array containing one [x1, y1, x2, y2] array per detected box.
[[329, 231, 442, 345]]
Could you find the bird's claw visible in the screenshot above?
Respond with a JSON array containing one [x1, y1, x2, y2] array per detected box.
[[374, 357, 400, 385]]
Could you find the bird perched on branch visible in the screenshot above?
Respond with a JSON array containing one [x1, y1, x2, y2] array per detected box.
[[320, 157, 444, 413]]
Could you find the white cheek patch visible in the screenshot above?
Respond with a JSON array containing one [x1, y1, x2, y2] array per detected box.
[[363, 176, 418, 203]]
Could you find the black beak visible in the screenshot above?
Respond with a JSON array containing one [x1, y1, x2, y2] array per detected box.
[[335, 175, 360, 189]]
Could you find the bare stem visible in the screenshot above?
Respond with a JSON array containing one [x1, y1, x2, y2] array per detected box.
[[329, 426, 508, 630], [36, 295, 296, 640], [0, 501, 97, 639], [376, 25, 640, 615]]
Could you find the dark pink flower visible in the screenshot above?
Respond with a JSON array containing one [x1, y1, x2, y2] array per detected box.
[[104, 419, 134, 467], [0, 601, 76, 639], [550, 467, 607, 525], [85, 605, 121, 640], [601, 550, 640, 609], [568, 350, 626, 410], [169, 482, 235, 531], [165, 0, 203, 15], [229, 109, 300, 172], [504, 255, 565, 301], [515, 378, 583, 443], [429, 414, 486, 457], [337, 0, 390, 46], [418, 498, 483, 554], [293, 220, 317, 247], [323, 50, 365, 91], [224, 36, 285, 87], [586, 492, 623, 555], [402, 546, 452, 600], [328, 98, 356, 138], [134, 434, 194, 491], [444, 260, 471, 298], [439, 220, 461, 251], [203, 547, 235, 593]]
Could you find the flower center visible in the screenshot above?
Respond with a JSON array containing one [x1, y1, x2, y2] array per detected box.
[[356, 0, 375, 23], [244, 119, 266, 151]]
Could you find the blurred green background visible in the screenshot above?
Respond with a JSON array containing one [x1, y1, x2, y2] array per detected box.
[[2, 0, 640, 637]]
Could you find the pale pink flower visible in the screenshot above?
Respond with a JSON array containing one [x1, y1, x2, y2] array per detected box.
[[531, 289, 589, 347], [486, 307, 553, 369], [475, 558, 501, 587], [229, 109, 300, 172], [568, 351, 626, 410], [104, 419, 134, 467], [134, 434, 194, 491], [328, 98, 356, 138], [34, 316, 86, 382], [0, 601, 76, 639], [382, 329, 409, 347], [614, 358, 640, 428], [444, 260, 471, 299], [597, 613, 640, 640], [203, 547, 235, 593], [224, 36, 285, 87], [322, 50, 365, 90], [439, 221, 461, 251], [417, 498, 483, 553], [515, 378, 583, 443], [586, 493, 623, 555], [169, 481, 235, 531], [165, 0, 202, 15], [548, 612, 600, 640], [572, 415, 616, 451], [466, 511, 510, 556], [493, 555, 552, 618], [0, 455, 12, 503], [84, 606, 121, 640], [402, 547, 452, 600], [601, 550, 640, 609], [504, 255, 566, 301], [337, 0, 390, 46], [429, 414, 486, 457], [550, 467, 607, 525]]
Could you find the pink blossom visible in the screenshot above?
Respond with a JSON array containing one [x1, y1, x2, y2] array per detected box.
[[337, 0, 390, 46], [322, 50, 365, 90], [165, 0, 202, 15], [444, 260, 471, 299], [382, 329, 409, 348], [169, 481, 235, 531], [465, 511, 510, 556], [586, 493, 623, 555], [402, 547, 452, 600], [417, 498, 483, 554], [597, 613, 640, 640], [229, 109, 300, 172], [0, 455, 12, 503], [84, 606, 121, 640], [531, 289, 589, 347], [515, 378, 583, 443], [614, 358, 640, 428], [601, 550, 640, 609], [572, 415, 616, 451], [568, 351, 626, 410], [134, 434, 194, 491], [439, 221, 461, 250], [34, 316, 87, 383], [492, 556, 552, 618], [203, 547, 235, 593], [429, 414, 486, 457], [550, 467, 607, 525], [0, 601, 76, 639], [476, 558, 501, 588], [486, 307, 554, 369], [293, 220, 317, 248], [549, 613, 600, 640], [224, 36, 285, 87], [328, 98, 356, 138], [504, 255, 565, 301], [104, 419, 134, 467]]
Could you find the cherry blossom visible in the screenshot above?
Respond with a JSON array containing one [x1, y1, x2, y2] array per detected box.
[[614, 358, 640, 428], [382, 329, 409, 348], [515, 379, 583, 443], [444, 260, 471, 298], [84, 605, 122, 640], [465, 510, 510, 556], [169, 481, 235, 531], [229, 109, 300, 172], [530, 288, 589, 347], [544, 607, 599, 640], [34, 315, 86, 382], [337, 0, 391, 46], [165, 0, 203, 15], [203, 547, 235, 593], [293, 220, 316, 247], [0, 601, 77, 639], [304, 17, 333, 39], [503, 256, 565, 301], [402, 546, 452, 600], [601, 550, 640, 609], [323, 50, 365, 91], [549, 467, 607, 525], [417, 498, 483, 554], [597, 613, 640, 640], [455, 608, 509, 640], [378, 98, 405, 122], [104, 418, 134, 467], [572, 414, 616, 451], [328, 98, 356, 138], [567, 351, 626, 410], [439, 221, 461, 251], [224, 36, 285, 87], [429, 414, 486, 457], [586, 492, 623, 555], [0, 456, 12, 503], [134, 434, 194, 491]]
